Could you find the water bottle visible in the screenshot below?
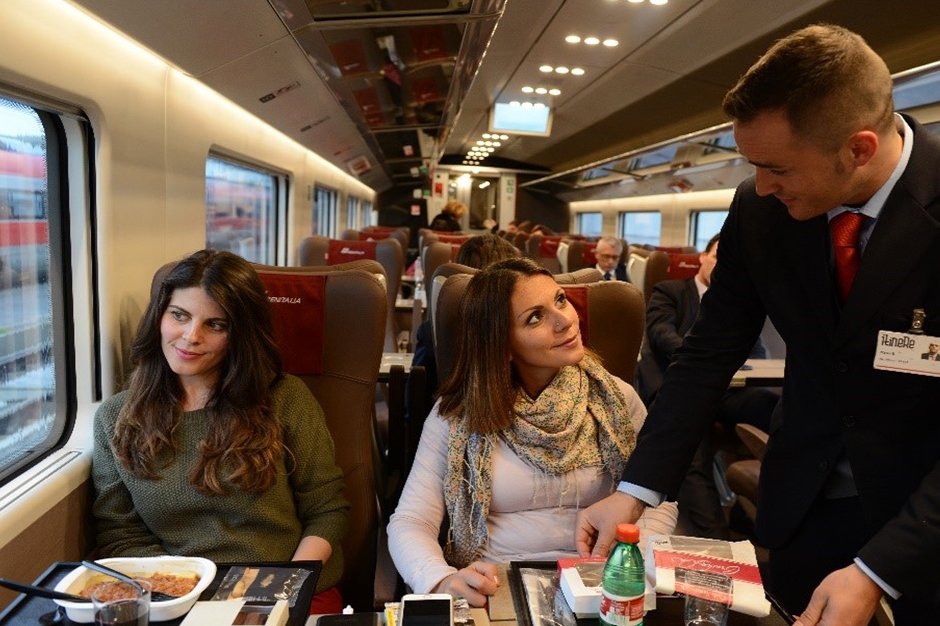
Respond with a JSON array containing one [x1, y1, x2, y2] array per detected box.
[[599, 523, 645, 626]]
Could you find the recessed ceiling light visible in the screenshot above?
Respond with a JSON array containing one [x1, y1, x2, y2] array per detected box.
[[539, 65, 553, 73], [549, 88, 561, 96], [493, 141, 501, 146], [584, 37, 600, 45], [628, 0, 644, 3], [571, 68, 585, 76], [485, 141, 493, 146], [650, 0, 667, 4], [534, 103, 545, 108], [510, 101, 521, 106], [555, 66, 570, 74], [477, 140, 484, 145], [482, 133, 491, 138], [535, 87, 547, 94], [565, 35, 581, 43], [521, 86, 534, 93], [500, 135, 508, 140], [521, 101, 533, 107], [603, 39, 619, 47]]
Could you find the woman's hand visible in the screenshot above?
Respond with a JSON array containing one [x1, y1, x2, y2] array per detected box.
[[432, 562, 500, 607]]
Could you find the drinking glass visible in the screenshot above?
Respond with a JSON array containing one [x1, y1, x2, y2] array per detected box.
[[92, 579, 150, 626]]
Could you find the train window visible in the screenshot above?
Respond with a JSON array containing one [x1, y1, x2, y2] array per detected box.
[[313, 186, 339, 238], [576, 212, 603, 237], [618, 211, 661, 247], [691, 210, 728, 250], [0, 96, 70, 482], [205, 156, 278, 264], [346, 196, 360, 230], [363, 200, 375, 227]]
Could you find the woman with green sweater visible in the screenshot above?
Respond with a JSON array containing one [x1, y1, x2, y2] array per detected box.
[[92, 250, 349, 612]]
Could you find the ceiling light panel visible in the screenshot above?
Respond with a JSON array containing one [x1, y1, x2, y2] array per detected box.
[[495, 0, 689, 129]]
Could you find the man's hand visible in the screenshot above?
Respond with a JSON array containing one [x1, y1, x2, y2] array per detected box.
[[433, 561, 500, 607], [792, 564, 883, 626], [575, 491, 645, 557]]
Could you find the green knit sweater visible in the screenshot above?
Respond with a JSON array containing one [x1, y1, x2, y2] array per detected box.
[[92, 374, 349, 592]]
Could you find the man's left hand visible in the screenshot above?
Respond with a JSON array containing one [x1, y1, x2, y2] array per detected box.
[[792, 564, 883, 626]]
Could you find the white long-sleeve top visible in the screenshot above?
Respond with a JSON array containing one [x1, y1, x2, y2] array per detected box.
[[388, 377, 678, 594]]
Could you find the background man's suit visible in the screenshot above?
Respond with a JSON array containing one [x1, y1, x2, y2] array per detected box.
[[623, 116, 940, 616]]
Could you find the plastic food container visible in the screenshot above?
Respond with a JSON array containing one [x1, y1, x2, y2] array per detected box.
[[53, 556, 216, 623]]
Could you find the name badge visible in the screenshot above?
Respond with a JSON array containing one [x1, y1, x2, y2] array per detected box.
[[873, 330, 940, 377]]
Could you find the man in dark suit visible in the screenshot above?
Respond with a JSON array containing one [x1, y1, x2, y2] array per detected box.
[[922, 343, 939, 360], [577, 25, 940, 625], [594, 236, 629, 282], [635, 233, 779, 539]]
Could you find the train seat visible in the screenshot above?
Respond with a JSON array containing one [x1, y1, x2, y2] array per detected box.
[[642, 250, 702, 304], [524, 234, 563, 273], [253, 262, 388, 611], [299, 235, 404, 352], [421, 241, 460, 302]]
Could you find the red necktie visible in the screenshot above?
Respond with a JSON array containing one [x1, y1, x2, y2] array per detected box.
[[830, 211, 866, 303]]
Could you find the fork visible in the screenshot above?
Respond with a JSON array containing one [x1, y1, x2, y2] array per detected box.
[[81, 561, 179, 602]]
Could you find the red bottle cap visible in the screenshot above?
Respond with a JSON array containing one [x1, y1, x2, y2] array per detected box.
[[615, 523, 640, 544]]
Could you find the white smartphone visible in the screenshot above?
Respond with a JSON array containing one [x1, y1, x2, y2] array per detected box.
[[399, 593, 454, 626]]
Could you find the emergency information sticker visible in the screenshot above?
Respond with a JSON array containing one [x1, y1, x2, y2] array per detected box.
[[873, 330, 940, 377]]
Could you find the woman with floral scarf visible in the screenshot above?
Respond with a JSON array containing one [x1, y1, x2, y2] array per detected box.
[[388, 258, 677, 606]]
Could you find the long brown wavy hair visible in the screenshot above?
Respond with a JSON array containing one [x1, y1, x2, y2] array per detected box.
[[113, 250, 285, 495]]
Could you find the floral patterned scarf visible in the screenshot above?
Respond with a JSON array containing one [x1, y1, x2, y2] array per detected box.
[[443, 353, 636, 568]]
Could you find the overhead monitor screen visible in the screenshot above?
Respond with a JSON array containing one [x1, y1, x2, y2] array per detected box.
[[489, 102, 552, 137]]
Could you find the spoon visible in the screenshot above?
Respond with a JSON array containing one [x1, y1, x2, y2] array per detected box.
[[0, 577, 89, 602], [81, 560, 178, 601]]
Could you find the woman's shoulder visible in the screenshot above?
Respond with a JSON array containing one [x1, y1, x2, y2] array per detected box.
[[94, 390, 131, 430], [270, 374, 325, 421]]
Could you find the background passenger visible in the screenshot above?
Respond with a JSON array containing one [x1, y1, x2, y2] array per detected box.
[[594, 236, 630, 282], [428, 199, 466, 231], [409, 233, 519, 412], [636, 233, 778, 539], [91, 249, 349, 612], [389, 258, 677, 606]]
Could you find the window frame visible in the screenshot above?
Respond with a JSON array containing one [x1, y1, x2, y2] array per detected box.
[[0, 95, 81, 485], [205, 153, 283, 264]]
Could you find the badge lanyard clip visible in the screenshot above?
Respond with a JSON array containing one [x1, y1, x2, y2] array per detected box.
[[908, 308, 926, 335]]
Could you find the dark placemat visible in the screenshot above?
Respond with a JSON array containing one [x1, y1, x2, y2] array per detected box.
[[507, 561, 792, 626], [0, 560, 321, 626]]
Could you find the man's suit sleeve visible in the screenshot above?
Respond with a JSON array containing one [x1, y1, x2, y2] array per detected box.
[[622, 193, 768, 497]]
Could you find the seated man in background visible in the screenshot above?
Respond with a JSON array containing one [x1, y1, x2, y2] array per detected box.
[[595, 236, 630, 282], [635, 233, 779, 538]]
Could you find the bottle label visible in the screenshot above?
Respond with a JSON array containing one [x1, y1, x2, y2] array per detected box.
[[599, 591, 644, 626]]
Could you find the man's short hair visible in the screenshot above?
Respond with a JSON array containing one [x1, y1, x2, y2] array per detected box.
[[722, 24, 895, 151], [704, 233, 720, 254], [597, 236, 624, 254]]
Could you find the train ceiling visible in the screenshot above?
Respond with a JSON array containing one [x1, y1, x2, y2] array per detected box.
[[70, 0, 940, 195]]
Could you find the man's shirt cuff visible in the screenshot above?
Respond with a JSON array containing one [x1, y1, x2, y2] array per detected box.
[[854, 557, 900, 599], [617, 481, 666, 507]]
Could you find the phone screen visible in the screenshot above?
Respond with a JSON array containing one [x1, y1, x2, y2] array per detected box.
[[400, 599, 451, 626]]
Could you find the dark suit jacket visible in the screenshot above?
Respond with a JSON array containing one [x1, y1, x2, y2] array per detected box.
[[600, 263, 630, 282], [634, 277, 766, 404], [623, 115, 940, 605]]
